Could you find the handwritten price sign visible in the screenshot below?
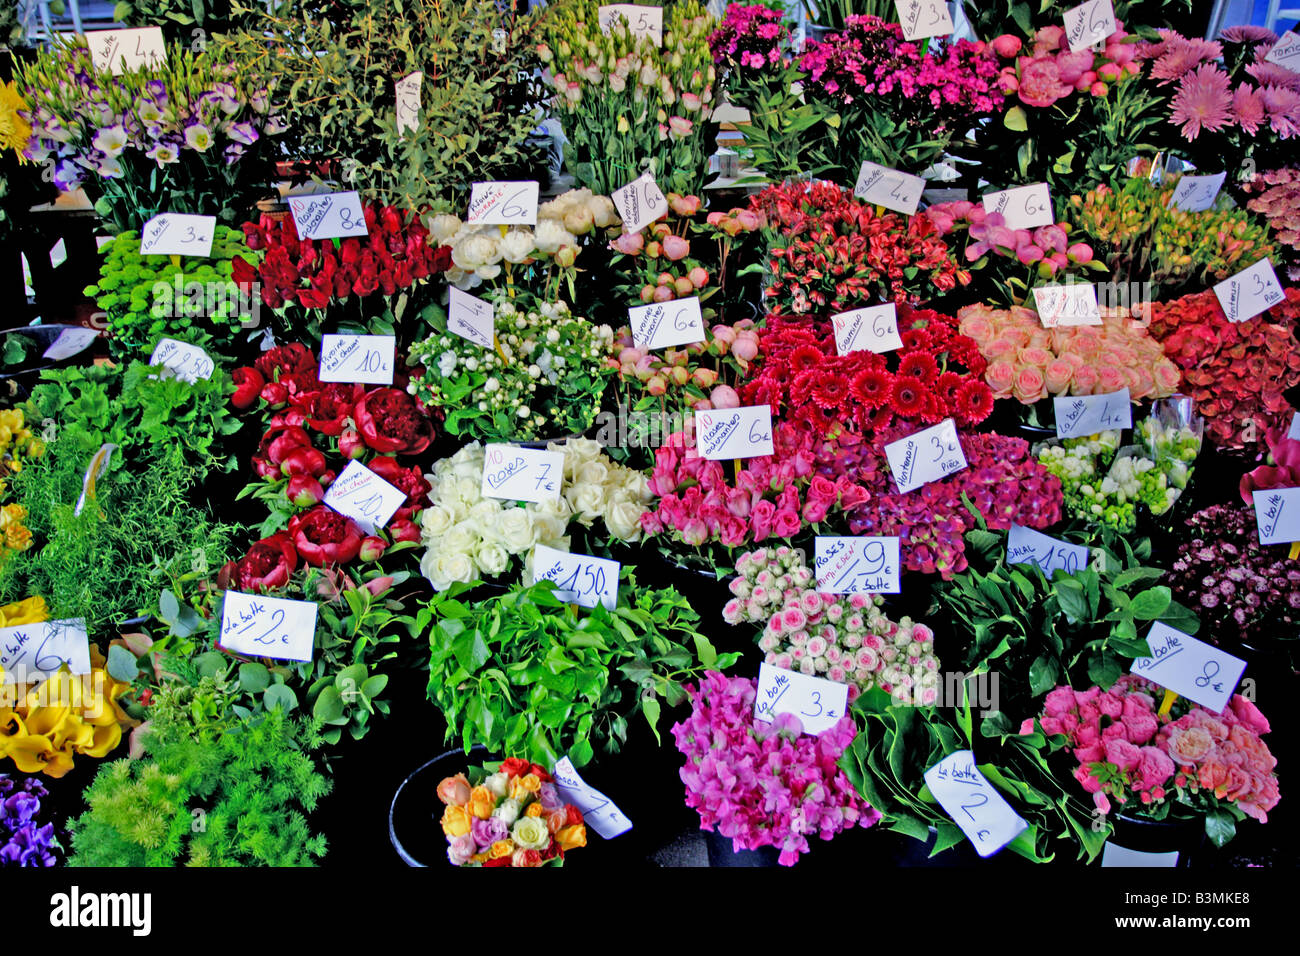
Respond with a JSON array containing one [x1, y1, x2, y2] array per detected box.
[[612, 171, 668, 235], [447, 287, 495, 349], [853, 160, 926, 216], [0, 619, 91, 686], [552, 757, 633, 838], [318, 334, 395, 385], [1289, 412, 1300, 443], [814, 536, 901, 594], [86, 27, 166, 74], [884, 418, 967, 493], [480, 444, 564, 504], [924, 751, 1028, 857], [1054, 387, 1131, 438], [139, 213, 215, 257], [694, 405, 774, 460], [533, 544, 620, 611], [1253, 486, 1300, 545], [1213, 258, 1285, 323], [982, 183, 1054, 231], [219, 591, 318, 663], [1063, 0, 1116, 51], [288, 190, 369, 241], [1264, 30, 1300, 71], [42, 327, 99, 362], [323, 460, 406, 534], [894, 0, 954, 41], [1032, 282, 1101, 328], [833, 304, 903, 355], [598, 4, 664, 46], [1167, 171, 1226, 213], [1130, 622, 1246, 715], [629, 296, 705, 350], [149, 338, 213, 383], [395, 71, 423, 136], [1006, 524, 1088, 577], [467, 181, 539, 226], [754, 663, 849, 737]]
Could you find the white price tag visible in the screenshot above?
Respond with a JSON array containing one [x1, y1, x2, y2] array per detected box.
[[1167, 171, 1226, 213], [1253, 486, 1300, 545], [981, 183, 1054, 230], [1063, 0, 1117, 51], [1006, 524, 1088, 576], [552, 756, 633, 839], [924, 751, 1028, 857], [149, 338, 214, 383], [1130, 622, 1246, 715], [612, 171, 668, 234], [814, 536, 901, 594], [693, 405, 774, 460], [1053, 388, 1131, 438], [0, 619, 91, 686], [532, 544, 620, 611], [894, 1, 955, 41], [395, 71, 423, 136], [288, 190, 369, 241], [1101, 843, 1179, 867], [447, 287, 495, 349], [318, 334, 395, 385], [598, 4, 664, 46], [884, 418, 967, 493], [1288, 411, 1300, 442], [467, 181, 539, 226], [480, 444, 564, 504], [219, 592, 318, 663], [754, 663, 849, 736], [1032, 282, 1101, 328], [853, 160, 926, 216], [86, 27, 166, 74], [323, 460, 406, 534], [629, 297, 706, 350], [139, 213, 216, 257], [41, 327, 99, 361], [833, 304, 903, 354], [1213, 258, 1285, 323], [1264, 30, 1300, 71], [74, 442, 116, 517]]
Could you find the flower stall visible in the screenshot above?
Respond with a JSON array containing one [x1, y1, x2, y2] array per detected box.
[[0, 0, 1296, 902]]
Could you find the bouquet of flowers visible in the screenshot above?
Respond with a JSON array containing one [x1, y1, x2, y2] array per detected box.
[[1024, 676, 1279, 845], [437, 758, 587, 867], [1147, 287, 1300, 451], [540, 0, 717, 197], [417, 439, 649, 592], [17, 37, 282, 231], [0, 774, 58, 867], [796, 14, 1004, 177], [605, 192, 764, 323], [1242, 167, 1300, 281], [1133, 27, 1300, 172], [1069, 176, 1279, 296], [964, 18, 1161, 196], [924, 200, 1104, 304], [708, 4, 814, 180], [738, 309, 993, 439], [407, 299, 615, 442], [424, 188, 620, 300], [724, 546, 940, 705], [236, 203, 449, 339], [672, 670, 879, 865], [958, 302, 1182, 404], [230, 343, 434, 545], [86, 225, 259, 356], [754, 180, 968, 314], [1168, 503, 1300, 657]]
